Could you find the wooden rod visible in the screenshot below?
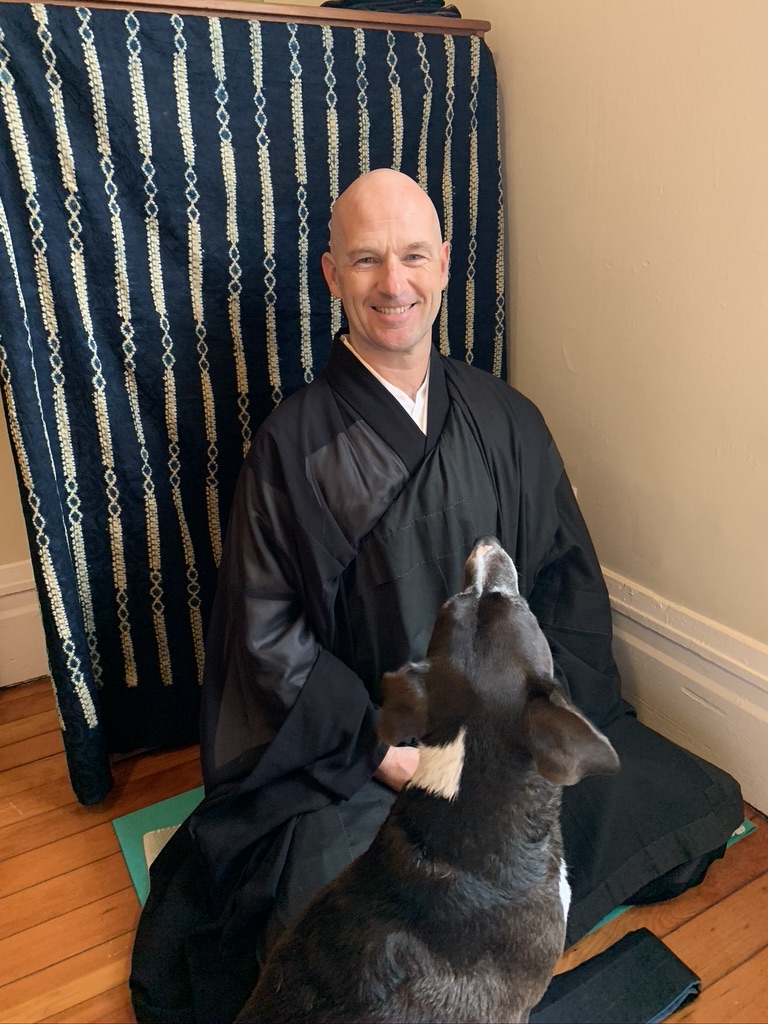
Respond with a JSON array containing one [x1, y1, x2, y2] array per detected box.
[[2, 0, 490, 37]]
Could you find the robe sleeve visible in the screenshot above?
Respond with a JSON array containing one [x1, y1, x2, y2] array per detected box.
[[526, 458, 627, 728], [443, 359, 626, 729], [200, 449, 387, 800]]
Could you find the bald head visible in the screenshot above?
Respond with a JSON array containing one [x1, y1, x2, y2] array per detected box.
[[321, 170, 450, 386], [329, 169, 444, 256]]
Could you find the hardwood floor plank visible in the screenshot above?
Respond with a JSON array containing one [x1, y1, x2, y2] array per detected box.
[[0, 709, 60, 747], [0, 745, 200, 827], [0, 852, 133, 941], [0, 685, 56, 727], [0, 759, 202, 861], [0, 730, 64, 773], [41, 983, 135, 1023], [0, 887, 140, 988], [671, 942, 768, 1023], [111, 744, 201, 789], [0, 753, 71, 801], [0, 776, 76, 829], [558, 822, 768, 973], [662, 875, 768, 989], [0, 932, 133, 1024], [0, 824, 120, 900]]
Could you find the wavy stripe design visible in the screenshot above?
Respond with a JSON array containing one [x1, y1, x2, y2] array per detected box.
[[173, 14, 223, 567], [33, 5, 139, 686], [0, 22, 103, 698], [415, 33, 432, 192], [464, 35, 480, 365], [322, 26, 342, 338], [0, 197, 98, 729], [288, 24, 313, 384], [250, 19, 282, 406], [354, 29, 370, 176], [210, 18, 251, 453], [439, 34, 455, 357], [386, 31, 403, 172], [125, 11, 205, 682], [76, 8, 172, 684]]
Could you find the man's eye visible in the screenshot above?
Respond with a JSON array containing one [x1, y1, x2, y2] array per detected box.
[[356, 257, 376, 265], [405, 253, 426, 262]]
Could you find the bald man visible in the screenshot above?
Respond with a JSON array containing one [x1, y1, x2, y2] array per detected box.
[[131, 171, 742, 1024]]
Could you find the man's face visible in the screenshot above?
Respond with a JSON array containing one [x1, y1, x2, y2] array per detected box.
[[321, 176, 450, 363]]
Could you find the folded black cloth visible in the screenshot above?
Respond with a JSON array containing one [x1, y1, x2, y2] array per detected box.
[[320, 0, 462, 17], [530, 928, 701, 1024]]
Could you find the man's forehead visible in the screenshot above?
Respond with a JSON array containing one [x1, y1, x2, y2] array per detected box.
[[334, 209, 442, 251]]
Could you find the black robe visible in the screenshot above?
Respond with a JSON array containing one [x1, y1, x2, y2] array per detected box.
[[131, 339, 742, 1023]]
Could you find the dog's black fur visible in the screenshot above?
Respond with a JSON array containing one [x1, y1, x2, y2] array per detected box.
[[236, 537, 620, 1024]]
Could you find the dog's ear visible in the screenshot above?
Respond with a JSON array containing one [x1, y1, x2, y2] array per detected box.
[[523, 686, 620, 786], [378, 662, 430, 746]]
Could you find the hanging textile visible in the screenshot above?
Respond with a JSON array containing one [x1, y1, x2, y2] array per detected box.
[[0, 0, 504, 804]]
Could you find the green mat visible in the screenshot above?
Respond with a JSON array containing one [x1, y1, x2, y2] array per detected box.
[[113, 790, 756, 915], [113, 786, 204, 905]]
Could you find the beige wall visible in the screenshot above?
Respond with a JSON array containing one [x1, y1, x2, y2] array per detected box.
[[463, 0, 768, 645], [0, 402, 31, 565]]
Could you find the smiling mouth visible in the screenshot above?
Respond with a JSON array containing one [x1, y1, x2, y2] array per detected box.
[[372, 304, 414, 315]]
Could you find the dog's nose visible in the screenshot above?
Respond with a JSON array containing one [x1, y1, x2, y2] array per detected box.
[[471, 536, 502, 558], [473, 542, 496, 558], [465, 538, 519, 596]]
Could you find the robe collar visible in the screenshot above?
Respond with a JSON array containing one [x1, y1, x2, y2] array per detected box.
[[325, 333, 449, 473]]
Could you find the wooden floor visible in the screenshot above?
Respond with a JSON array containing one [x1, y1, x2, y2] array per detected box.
[[1, 677, 767, 1023]]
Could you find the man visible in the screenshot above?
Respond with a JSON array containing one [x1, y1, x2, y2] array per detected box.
[[131, 170, 742, 1024]]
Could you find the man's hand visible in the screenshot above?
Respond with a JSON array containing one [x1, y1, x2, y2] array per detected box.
[[374, 745, 420, 792]]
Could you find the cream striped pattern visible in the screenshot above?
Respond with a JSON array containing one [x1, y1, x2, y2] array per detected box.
[[250, 19, 282, 405], [0, 195, 98, 728], [415, 33, 432, 192], [322, 26, 342, 338], [439, 35, 456, 357], [354, 29, 370, 175], [174, 14, 223, 566], [33, 5, 139, 686], [76, 8, 173, 684], [0, 20, 103, 695], [288, 24, 313, 384], [386, 31, 403, 172], [125, 11, 205, 681], [210, 18, 251, 453], [464, 35, 481, 365]]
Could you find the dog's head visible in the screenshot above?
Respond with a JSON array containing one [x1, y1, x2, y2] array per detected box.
[[378, 537, 619, 794]]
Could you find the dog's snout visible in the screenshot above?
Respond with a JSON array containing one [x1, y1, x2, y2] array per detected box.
[[465, 537, 519, 597]]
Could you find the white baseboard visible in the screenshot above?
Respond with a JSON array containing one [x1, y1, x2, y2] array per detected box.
[[605, 569, 768, 815], [0, 560, 49, 687]]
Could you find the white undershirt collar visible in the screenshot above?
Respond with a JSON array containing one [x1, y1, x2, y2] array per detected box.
[[342, 336, 429, 435]]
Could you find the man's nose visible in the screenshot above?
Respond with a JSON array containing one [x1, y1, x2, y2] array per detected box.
[[378, 257, 405, 296]]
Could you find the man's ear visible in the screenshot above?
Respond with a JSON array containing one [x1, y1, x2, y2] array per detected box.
[[378, 662, 430, 746], [524, 686, 620, 786], [439, 240, 450, 289], [321, 251, 342, 299]]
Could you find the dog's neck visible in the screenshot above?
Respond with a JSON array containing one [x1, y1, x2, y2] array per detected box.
[[390, 736, 565, 895]]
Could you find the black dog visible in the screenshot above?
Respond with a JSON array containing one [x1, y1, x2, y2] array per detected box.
[[237, 537, 620, 1023]]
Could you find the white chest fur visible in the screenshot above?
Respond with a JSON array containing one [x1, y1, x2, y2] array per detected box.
[[408, 727, 467, 801], [559, 859, 571, 920]]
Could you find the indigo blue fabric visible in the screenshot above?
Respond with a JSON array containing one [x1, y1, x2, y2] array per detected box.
[[531, 929, 701, 1024], [0, 2, 504, 803]]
